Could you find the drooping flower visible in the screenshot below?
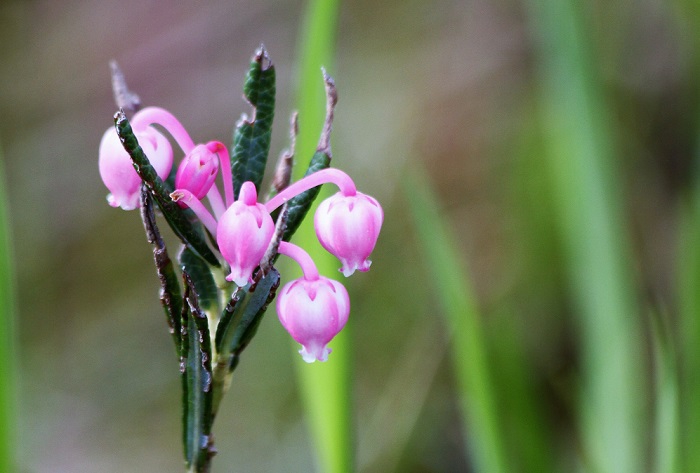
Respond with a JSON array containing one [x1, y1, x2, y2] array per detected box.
[[275, 241, 350, 363], [174, 143, 220, 207], [264, 168, 383, 276], [98, 123, 172, 210], [215, 182, 274, 286], [314, 191, 383, 276], [277, 277, 350, 363]]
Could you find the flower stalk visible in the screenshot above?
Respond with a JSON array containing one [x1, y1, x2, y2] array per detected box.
[[99, 50, 382, 471]]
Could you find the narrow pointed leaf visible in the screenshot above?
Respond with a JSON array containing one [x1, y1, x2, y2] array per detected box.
[[0, 146, 17, 472], [114, 110, 220, 267], [179, 247, 217, 313], [404, 169, 508, 473], [140, 188, 182, 350], [231, 47, 276, 198], [215, 268, 280, 367], [181, 274, 215, 471]]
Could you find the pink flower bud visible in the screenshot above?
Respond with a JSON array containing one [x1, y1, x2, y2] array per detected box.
[[216, 182, 274, 286], [314, 191, 384, 277], [98, 125, 173, 210], [174, 144, 219, 201], [276, 276, 350, 363]]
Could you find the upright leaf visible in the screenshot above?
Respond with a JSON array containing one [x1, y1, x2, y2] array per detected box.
[[231, 47, 276, 198], [211, 269, 280, 415], [404, 169, 508, 473], [179, 247, 217, 313], [526, 0, 645, 471], [140, 188, 182, 350], [291, 1, 348, 472], [181, 274, 215, 472], [215, 268, 280, 362], [0, 146, 17, 472]]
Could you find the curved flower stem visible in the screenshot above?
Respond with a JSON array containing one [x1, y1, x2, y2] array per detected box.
[[206, 141, 234, 208], [278, 241, 320, 281], [206, 185, 226, 221], [264, 168, 357, 213], [132, 106, 196, 154], [170, 189, 218, 236]]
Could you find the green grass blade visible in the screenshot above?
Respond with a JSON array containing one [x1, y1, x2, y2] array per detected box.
[[650, 309, 680, 473], [291, 1, 347, 472], [673, 3, 700, 469], [676, 126, 700, 473], [403, 169, 508, 473], [0, 147, 17, 472], [525, 1, 645, 471]]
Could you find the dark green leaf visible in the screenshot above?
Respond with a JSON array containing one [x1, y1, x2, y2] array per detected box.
[[282, 150, 331, 241], [181, 274, 214, 471], [139, 188, 182, 351], [179, 247, 217, 312], [114, 110, 220, 267], [231, 47, 276, 198], [215, 268, 280, 370]]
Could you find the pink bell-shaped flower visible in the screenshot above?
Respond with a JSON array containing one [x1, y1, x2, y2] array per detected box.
[[216, 181, 274, 286], [277, 276, 350, 363], [314, 191, 384, 276], [174, 144, 219, 201], [98, 124, 173, 210]]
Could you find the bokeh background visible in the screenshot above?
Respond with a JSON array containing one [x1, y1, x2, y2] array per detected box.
[[1, 0, 699, 472]]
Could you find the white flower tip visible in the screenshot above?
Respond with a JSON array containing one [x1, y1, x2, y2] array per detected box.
[[339, 259, 371, 277], [300, 345, 331, 363], [107, 193, 138, 211], [225, 272, 251, 288]]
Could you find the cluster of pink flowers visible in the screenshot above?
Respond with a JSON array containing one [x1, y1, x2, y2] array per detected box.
[[99, 106, 383, 362]]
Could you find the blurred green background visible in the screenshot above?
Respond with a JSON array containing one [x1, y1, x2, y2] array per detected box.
[[1, 0, 700, 471]]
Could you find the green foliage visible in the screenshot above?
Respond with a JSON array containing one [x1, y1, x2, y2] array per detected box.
[[179, 247, 217, 313], [291, 1, 349, 473], [0, 147, 17, 472], [181, 275, 215, 472], [231, 47, 276, 198], [215, 269, 280, 363], [141, 189, 183, 351], [526, 0, 645, 471], [404, 169, 508, 473]]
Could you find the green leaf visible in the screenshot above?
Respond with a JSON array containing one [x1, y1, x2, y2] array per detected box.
[[140, 189, 182, 351], [282, 150, 331, 241], [181, 274, 214, 471], [114, 110, 220, 267], [291, 1, 346, 472], [215, 268, 280, 366], [404, 169, 508, 473], [0, 145, 17, 472], [526, 0, 645, 471], [231, 47, 276, 198], [179, 247, 217, 313]]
